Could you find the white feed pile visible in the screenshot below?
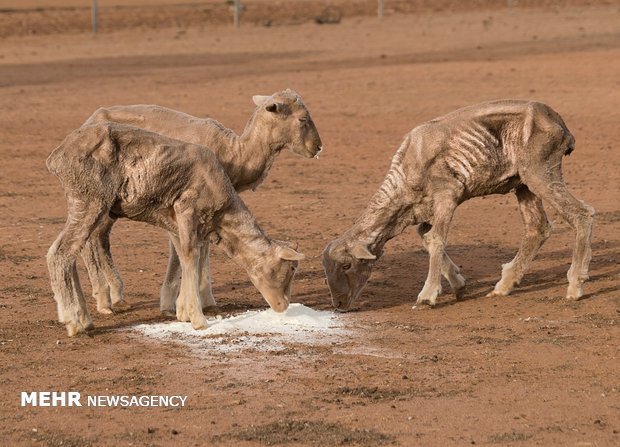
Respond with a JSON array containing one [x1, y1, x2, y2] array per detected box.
[[132, 303, 348, 353]]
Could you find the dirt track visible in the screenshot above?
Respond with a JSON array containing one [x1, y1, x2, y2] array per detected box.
[[1, 2, 619, 446]]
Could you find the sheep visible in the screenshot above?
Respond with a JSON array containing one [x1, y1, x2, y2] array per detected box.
[[80, 89, 322, 316], [46, 122, 305, 336], [323, 100, 594, 310]]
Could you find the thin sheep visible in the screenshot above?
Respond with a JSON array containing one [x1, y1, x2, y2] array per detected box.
[[46, 122, 305, 336], [81, 89, 322, 316], [323, 100, 594, 309]]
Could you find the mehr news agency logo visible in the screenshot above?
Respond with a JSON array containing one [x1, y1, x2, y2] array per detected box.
[[21, 391, 188, 407]]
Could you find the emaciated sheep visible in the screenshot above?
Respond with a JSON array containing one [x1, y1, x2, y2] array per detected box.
[[80, 89, 322, 316], [323, 100, 594, 310], [46, 122, 305, 336]]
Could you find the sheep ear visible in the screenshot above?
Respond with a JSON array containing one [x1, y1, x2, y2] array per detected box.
[[276, 245, 305, 261], [265, 102, 283, 113], [252, 95, 270, 106], [350, 244, 376, 260], [275, 239, 299, 250]]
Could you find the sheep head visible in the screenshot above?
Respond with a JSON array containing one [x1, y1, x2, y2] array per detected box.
[[252, 89, 323, 159], [246, 241, 305, 313], [322, 239, 377, 311]]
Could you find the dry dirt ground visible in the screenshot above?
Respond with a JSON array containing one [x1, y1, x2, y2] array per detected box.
[[1, 1, 619, 446]]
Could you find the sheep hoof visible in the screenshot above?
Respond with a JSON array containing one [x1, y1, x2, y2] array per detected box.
[[412, 304, 430, 311], [485, 290, 507, 298], [97, 307, 114, 315], [112, 300, 131, 311], [566, 282, 584, 301], [454, 283, 466, 300], [191, 317, 208, 330], [201, 301, 217, 311], [414, 298, 436, 308], [161, 309, 176, 318], [200, 294, 217, 309], [66, 322, 81, 337], [416, 287, 439, 308], [66, 320, 93, 337], [566, 290, 583, 301], [176, 307, 191, 322]]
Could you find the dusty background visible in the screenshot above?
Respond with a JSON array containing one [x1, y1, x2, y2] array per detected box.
[[1, 1, 619, 446]]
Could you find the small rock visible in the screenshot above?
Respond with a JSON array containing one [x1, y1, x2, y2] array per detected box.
[[315, 7, 342, 25]]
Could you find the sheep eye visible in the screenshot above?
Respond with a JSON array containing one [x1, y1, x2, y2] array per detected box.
[[342, 263, 351, 271]]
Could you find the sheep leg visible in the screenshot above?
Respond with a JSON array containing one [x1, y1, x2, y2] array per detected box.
[[171, 205, 208, 330], [47, 196, 106, 336], [161, 238, 216, 315], [160, 237, 181, 317], [198, 243, 216, 308], [522, 169, 594, 300], [95, 217, 128, 311], [487, 185, 551, 297], [82, 233, 111, 313], [416, 222, 466, 298], [416, 198, 457, 307], [82, 215, 127, 314]]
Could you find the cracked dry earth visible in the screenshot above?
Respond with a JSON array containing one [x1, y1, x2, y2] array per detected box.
[[1, 1, 619, 446]]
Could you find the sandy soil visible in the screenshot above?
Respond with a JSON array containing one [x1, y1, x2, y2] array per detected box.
[[1, 1, 619, 446]]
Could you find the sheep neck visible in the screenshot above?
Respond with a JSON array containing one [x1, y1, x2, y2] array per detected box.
[[347, 200, 413, 258], [215, 200, 271, 271], [220, 112, 285, 192], [344, 159, 416, 257]]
